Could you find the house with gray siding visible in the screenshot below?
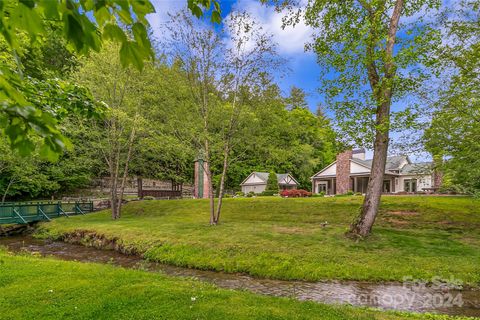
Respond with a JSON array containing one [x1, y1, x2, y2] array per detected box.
[[311, 149, 442, 195], [240, 172, 298, 194]]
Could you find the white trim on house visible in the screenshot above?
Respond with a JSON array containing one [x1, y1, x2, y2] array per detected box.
[[311, 153, 435, 195], [311, 161, 337, 178], [240, 172, 298, 194]]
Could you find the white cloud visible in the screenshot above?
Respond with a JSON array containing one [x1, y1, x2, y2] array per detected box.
[[146, 0, 186, 40], [229, 0, 313, 55]]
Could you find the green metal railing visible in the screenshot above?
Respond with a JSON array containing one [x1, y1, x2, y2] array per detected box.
[[0, 201, 94, 225]]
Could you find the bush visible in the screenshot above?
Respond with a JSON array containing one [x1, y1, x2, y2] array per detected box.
[[235, 191, 245, 197], [280, 189, 312, 198], [439, 185, 465, 195], [246, 191, 255, 197], [143, 196, 155, 200], [266, 171, 279, 192], [312, 191, 325, 197], [260, 190, 278, 196], [345, 190, 354, 196]]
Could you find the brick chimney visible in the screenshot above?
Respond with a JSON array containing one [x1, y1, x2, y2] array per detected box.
[[336, 150, 353, 194], [194, 158, 210, 199]]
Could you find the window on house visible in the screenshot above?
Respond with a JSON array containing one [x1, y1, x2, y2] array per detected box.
[[317, 182, 327, 193], [404, 179, 417, 192]]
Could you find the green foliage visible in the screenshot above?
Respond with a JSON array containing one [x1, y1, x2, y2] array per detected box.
[[312, 191, 325, 197], [246, 191, 255, 197], [261, 190, 278, 196], [285, 86, 308, 110], [265, 171, 279, 192], [0, 0, 220, 159], [40, 196, 480, 285], [292, 0, 441, 147], [0, 249, 453, 320], [222, 82, 338, 191], [424, 0, 480, 193], [0, 0, 156, 158]]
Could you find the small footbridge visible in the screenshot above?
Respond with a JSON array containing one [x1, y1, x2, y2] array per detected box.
[[0, 201, 94, 224]]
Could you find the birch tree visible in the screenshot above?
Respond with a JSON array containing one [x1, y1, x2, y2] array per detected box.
[[167, 11, 281, 224], [167, 11, 222, 224], [214, 12, 283, 223], [77, 43, 147, 219]]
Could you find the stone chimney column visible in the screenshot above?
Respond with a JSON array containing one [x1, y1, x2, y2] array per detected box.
[[194, 158, 210, 199], [336, 150, 353, 194]]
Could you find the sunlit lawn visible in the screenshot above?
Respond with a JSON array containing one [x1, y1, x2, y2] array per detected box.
[[0, 250, 471, 320], [39, 196, 480, 285]]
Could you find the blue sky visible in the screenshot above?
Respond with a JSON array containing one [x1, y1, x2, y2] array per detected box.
[[147, 0, 323, 112], [146, 0, 458, 161]]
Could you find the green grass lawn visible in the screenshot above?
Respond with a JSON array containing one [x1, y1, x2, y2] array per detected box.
[[0, 249, 471, 320], [38, 196, 480, 285]]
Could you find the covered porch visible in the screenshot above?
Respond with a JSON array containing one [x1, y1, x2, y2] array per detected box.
[[313, 177, 336, 195], [351, 175, 398, 194]]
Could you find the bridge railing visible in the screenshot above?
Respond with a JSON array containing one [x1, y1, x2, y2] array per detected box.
[[0, 201, 94, 225]]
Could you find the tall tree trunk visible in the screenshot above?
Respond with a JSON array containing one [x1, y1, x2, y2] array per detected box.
[[350, 100, 390, 236], [111, 126, 121, 220], [2, 177, 14, 204], [203, 139, 216, 225], [349, 0, 404, 237], [116, 121, 136, 218], [214, 142, 230, 224]]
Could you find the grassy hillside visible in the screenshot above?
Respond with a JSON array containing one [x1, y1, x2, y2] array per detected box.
[[39, 196, 480, 285], [0, 249, 470, 320]]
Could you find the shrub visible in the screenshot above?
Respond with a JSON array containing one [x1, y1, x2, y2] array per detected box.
[[266, 171, 279, 192], [235, 191, 245, 197], [260, 190, 277, 196], [312, 191, 325, 197], [246, 191, 255, 197], [280, 189, 312, 198], [345, 190, 354, 196], [143, 196, 155, 200]]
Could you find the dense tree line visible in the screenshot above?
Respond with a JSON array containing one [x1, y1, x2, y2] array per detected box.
[[0, 23, 339, 202], [424, 0, 480, 195]]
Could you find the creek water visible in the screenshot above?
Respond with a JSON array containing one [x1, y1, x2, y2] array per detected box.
[[1, 236, 479, 317]]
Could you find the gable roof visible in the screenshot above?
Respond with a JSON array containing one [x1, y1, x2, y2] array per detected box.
[[354, 155, 410, 171], [400, 162, 433, 175], [240, 172, 298, 186], [311, 161, 337, 179], [311, 154, 432, 179]]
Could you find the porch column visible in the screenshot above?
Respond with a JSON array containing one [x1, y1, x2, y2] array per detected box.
[[353, 177, 357, 193]]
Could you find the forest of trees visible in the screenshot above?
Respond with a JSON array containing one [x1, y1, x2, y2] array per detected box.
[[0, 0, 477, 230], [0, 18, 339, 202]]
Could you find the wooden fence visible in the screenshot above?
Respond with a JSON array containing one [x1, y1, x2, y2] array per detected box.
[[139, 190, 182, 199]]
